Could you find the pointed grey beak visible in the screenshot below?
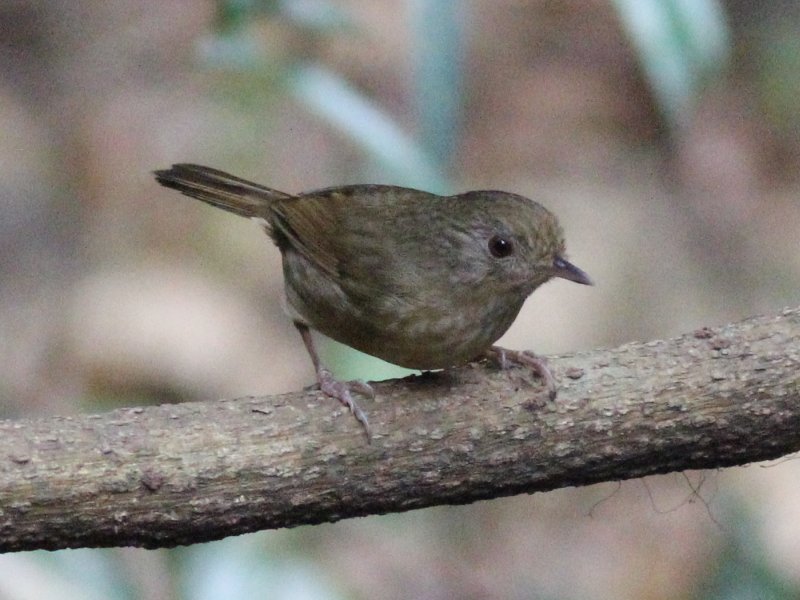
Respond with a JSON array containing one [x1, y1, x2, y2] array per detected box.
[[553, 256, 592, 285]]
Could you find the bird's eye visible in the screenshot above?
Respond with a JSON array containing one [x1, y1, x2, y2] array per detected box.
[[488, 235, 514, 258]]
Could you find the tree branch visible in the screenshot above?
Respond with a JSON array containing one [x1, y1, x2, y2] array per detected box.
[[1, 307, 798, 552]]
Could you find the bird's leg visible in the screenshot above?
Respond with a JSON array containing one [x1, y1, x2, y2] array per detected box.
[[485, 346, 557, 401], [295, 322, 373, 440]]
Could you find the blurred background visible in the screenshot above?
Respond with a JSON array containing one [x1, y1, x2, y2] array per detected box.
[[1, 0, 799, 598]]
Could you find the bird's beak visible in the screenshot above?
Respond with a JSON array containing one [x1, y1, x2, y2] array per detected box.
[[553, 256, 592, 285]]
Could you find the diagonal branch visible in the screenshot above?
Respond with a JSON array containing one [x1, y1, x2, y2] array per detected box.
[[1, 306, 798, 552]]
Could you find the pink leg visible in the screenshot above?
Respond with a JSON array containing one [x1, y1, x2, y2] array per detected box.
[[296, 322, 372, 440]]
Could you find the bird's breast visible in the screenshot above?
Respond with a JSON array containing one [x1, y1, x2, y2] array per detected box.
[[289, 277, 526, 369]]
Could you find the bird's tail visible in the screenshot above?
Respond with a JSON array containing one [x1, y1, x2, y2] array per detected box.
[[153, 164, 292, 218]]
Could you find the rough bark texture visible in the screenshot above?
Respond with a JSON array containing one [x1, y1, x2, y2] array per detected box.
[[0, 307, 798, 552]]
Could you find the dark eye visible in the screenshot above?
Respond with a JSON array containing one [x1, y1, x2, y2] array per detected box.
[[488, 235, 514, 258]]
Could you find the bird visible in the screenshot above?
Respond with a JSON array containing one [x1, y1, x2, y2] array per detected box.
[[154, 164, 591, 439]]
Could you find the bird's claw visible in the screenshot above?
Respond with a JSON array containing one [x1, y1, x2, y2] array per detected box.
[[346, 378, 376, 400], [316, 369, 372, 440], [487, 346, 557, 401]]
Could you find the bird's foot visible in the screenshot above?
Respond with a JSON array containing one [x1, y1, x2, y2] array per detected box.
[[486, 346, 557, 401], [315, 368, 373, 441]]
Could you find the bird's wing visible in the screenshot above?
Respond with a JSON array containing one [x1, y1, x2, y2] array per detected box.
[[269, 185, 427, 287]]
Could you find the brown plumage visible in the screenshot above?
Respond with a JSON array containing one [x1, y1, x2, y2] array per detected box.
[[154, 164, 591, 438]]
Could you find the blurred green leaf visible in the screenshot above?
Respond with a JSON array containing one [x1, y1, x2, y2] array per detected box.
[[290, 63, 448, 192], [612, 0, 730, 129], [198, 29, 267, 71], [409, 0, 466, 167], [278, 0, 355, 32], [213, 0, 353, 34], [214, 0, 261, 32]]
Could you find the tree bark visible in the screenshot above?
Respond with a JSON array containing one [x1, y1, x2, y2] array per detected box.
[[1, 306, 798, 552]]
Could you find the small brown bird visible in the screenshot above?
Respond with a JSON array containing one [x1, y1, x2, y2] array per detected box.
[[154, 164, 591, 438]]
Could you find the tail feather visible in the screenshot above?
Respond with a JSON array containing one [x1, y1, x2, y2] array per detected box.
[[153, 164, 292, 218]]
